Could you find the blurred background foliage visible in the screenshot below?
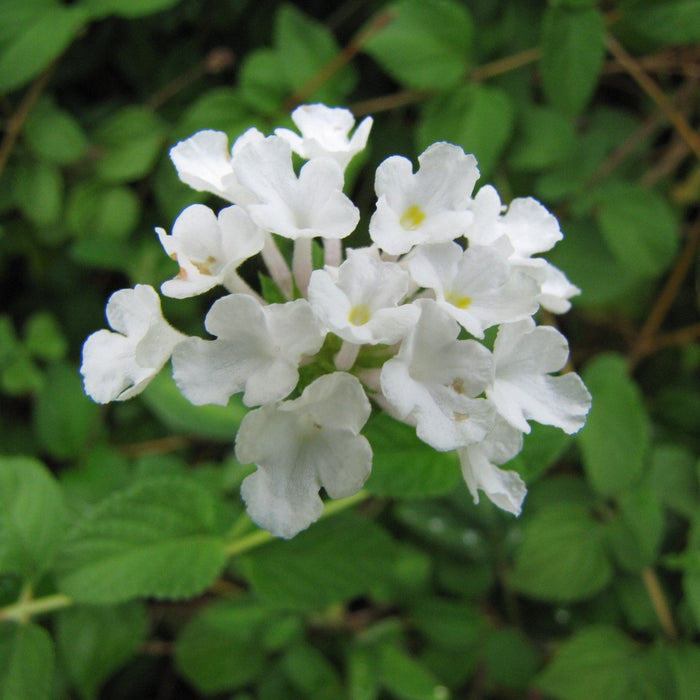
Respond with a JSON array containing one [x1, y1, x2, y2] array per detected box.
[[1, 0, 700, 698]]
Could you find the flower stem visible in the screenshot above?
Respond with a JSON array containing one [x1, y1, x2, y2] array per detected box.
[[641, 566, 678, 640], [0, 593, 73, 624]]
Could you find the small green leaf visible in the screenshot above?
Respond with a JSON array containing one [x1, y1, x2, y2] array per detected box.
[[0, 6, 87, 92], [13, 161, 63, 229], [596, 182, 679, 278], [577, 354, 650, 496], [24, 99, 88, 165], [243, 514, 396, 610], [347, 645, 381, 700], [505, 423, 571, 482], [175, 601, 271, 693], [80, 0, 183, 20], [282, 643, 343, 700], [56, 602, 148, 700], [67, 182, 141, 241], [510, 503, 612, 602], [378, 644, 449, 700], [363, 0, 473, 90], [93, 107, 167, 183], [1, 352, 43, 395], [365, 413, 459, 498], [0, 456, 67, 579], [239, 49, 288, 115], [34, 363, 99, 460], [535, 625, 638, 700], [56, 476, 228, 603], [23, 312, 67, 361], [508, 105, 576, 170], [482, 628, 539, 691], [650, 444, 700, 517], [623, 0, 700, 44], [540, 5, 606, 115], [0, 623, 54, 700], [141, 370, 246, 441], [417, 84, 514, 177]]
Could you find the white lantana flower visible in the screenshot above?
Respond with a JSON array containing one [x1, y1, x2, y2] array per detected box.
[[81, 285, 183, 403], [233, 135, 359, 240], [169, 127, 264, 206], [380, 299, 494, 451], [487, 318, 592, 434], [275, 104, 373, 171], [236, 372, 372, 539], [157, 204, 265, 298], [458, 417, 526, 516], [308, 247, 420, 345], [172, 294, 325, 407], [408, 241, 539, 338], [369, 142, 479, 255]]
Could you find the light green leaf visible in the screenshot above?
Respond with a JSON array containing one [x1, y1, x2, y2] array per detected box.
[[417, 84, 514, 177], [141, 370, 246, 441], [378, 644, 448, 700], [365, 413, 459, 498], [535, 625, 638, 700], [0, 6, 87, 92], [56, 476, 228, 603], [596, 182, 679, 278], [93, 107, 167, 183], [23, 312, 67, 362], [505, 423, 571, 482], [577, 354, 650, 496], [274, 4, 356, 103], [348, 645, 381, 700], [282, 643, 343, 700], [0, 0, 58, 45], [482, 628, 539, 691], [243, 514, 396, 610], [56, 602, 147, 700], [24, 99, 88, 165], [0, 623, 54, 700], [623, 0, 700, 44], [175, 601, 271, 693], [13, 161, 63, 229], [67, 182, 141, 241], [0, 456, 66, 579], [239, 49, 289, 115], [34, 363, 99, 460], [363, 0, 473, 90], [508, 105, 576, 170], [650, 444, 700, 518], [510, 503, 612, 602], [540, 5, 606, 115]]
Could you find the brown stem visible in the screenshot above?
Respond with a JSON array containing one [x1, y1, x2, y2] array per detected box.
[[641, 566, 679, 641]]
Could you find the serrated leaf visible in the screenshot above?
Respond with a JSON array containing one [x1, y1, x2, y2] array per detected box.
[[243, 513, 396, 610], [417, 84, 513, 177], [0, 623, 54, 700], [0, 456, 67, 579], [540, 5, 605, 115], [535, 625, 638, 700], [24, 99, 88, 165], [365, 413, 459, 498], [56, 476, 227, 603], [274, 4, 356, 103], [141, 370, 246, 441], [596, 183, 679, 278], [56, 602, 147, 700], [577, 354, 650, 496], [93, 107, 167, 183], [363, 0, 473, 90], [510, 503, 612, 602], [34, 363, 99, 459], [0, 6, 86, 92], [175, 601, 271, 693]]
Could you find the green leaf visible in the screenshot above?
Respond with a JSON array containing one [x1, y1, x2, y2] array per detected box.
[[535, 625, 638, 700], [378, 644, 448, 700], [508, 105, 576, 170], [0, 456, 66, 579], [239, 49, 288, 115], [0, 623, 54, 700], [243, 513, 397, 610], [67, 182, 141, 241], [56, 602, 147, 700], [13, 160, 63, 229], [666, 644, 700, 700], [649, 444, 700, 518], [0, 0, 58, 45], [93, 107, 167, 183], [577, 354, 650, 496], [80, 0, 183, 20], [175, 601, 271, 693], [365, 413, 460, 498], [274, 4, 356, 104], [1, 353, 43, 395], [596, 182, 679, 278], [141, 370, 246, 441], [56, 476, 228, 603], [510, 503, 612, 602], [23, 312, 67, 361], [482, 628, 539, 691], [540, 5, 606, 115], [24, 99, 88, 165], [623, 0, 700, 44], [0, 6, 87, 92], [363, 0, 473, 90], [282, 643, 343, 700], [348, 645, 381, 700], [417, 84, 514, 177], [34, 363, 99, 460], [505, 423, 571, 482]]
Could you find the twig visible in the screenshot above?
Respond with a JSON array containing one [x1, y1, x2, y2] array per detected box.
[[641, 567, 679, 641]]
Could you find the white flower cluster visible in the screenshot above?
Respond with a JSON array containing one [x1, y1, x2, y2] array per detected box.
[[81, 104, 591, 538]]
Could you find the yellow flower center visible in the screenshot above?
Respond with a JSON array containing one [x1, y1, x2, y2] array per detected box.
[[446, 291, 472, 310], [348, 304, 371, 326], [399, 204, 426, 230]]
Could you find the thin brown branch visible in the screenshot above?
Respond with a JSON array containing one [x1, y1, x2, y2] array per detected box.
[[653, 322, 700, 352], [629, 218, 700, 369], [469, 46, 542, 82], [116, 435, 190, 458], [641, 567, 679, 641], [606, 34, 700, 163], [0, 65, 55, 176]]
